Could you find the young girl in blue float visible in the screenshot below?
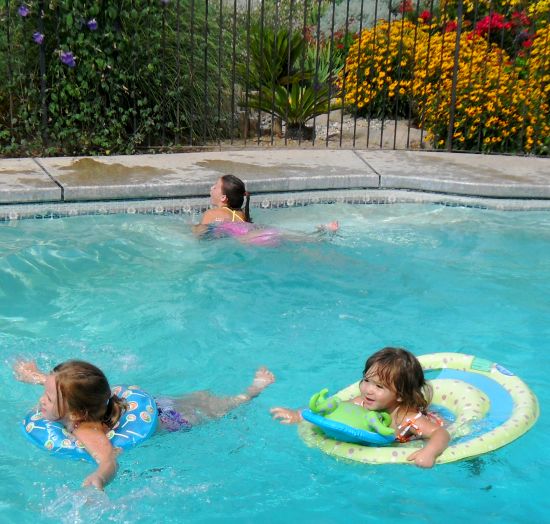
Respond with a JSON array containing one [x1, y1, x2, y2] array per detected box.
[[15, 359, 275, 489], [194, 174, 339, 243], [271, 347, 450, 468]]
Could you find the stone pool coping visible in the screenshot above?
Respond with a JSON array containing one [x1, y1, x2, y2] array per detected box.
[[0, 150, 549, 217]]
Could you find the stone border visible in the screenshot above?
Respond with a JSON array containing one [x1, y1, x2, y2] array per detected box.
[[2, 189, 550, 222], [1, 150, 549, 205]]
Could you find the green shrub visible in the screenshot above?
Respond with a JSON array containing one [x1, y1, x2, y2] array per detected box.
[[246, 82, 339, 138], [240, 25, 307, 89], [0, 0, 236, 156]]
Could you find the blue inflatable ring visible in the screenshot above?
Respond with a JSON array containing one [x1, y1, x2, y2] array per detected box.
[[301, 409, 395, 446], [21, 384, 158, 462]]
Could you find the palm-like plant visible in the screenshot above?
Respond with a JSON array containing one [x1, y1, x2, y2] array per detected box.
[[246, 82, 341, 139], [243, 26, 308, 89], [241, 24, 343, 140]]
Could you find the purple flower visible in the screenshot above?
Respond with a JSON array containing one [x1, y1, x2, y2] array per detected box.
[[60, 51, 76, 68], [32, 32, 44, 45], [87, 18, 98, 31], [160, 0, 170, 5], [18, 4, 30, 17]]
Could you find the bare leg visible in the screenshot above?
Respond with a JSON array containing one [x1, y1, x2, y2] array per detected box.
[[238, 222, 340, 246], [171, 367, 275, 425]]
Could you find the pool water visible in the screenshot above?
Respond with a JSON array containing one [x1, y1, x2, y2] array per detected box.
[[0, 203, 548, 523]]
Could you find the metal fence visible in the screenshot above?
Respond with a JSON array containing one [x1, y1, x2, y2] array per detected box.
[[0, 0, 548, 156]]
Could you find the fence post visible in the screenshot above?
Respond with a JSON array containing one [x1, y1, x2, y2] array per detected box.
[[446, 0, 463, 151]]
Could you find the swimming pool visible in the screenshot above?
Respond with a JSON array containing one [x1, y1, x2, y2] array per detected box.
[[1, 201, 548, 523]]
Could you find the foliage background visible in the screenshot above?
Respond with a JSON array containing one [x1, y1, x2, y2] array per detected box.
[[0, 0, 236, 156], [1, 0, 548, 156]]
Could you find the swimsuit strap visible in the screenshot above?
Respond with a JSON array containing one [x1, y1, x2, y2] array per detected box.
[[221, 206, 245, 222], [396, 412, 423, 443], [395, 411, 444, 443]]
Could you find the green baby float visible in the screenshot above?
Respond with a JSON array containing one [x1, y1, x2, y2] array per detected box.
[[298, 352, 539, 464], [301, 388, 395, 445]]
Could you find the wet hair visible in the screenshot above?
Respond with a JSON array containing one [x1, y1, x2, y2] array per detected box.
[[221, 174, 252, 222], [363, 347, 431, 414], [52, 360, 127, 428]]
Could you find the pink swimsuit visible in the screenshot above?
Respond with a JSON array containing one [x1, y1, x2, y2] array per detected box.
[[214, 222, 282, 246]]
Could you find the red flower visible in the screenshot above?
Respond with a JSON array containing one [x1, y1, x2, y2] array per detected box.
[[474, 13, 512, 37], [444, 20, 458, 33], [398, 0, 413, 14], [511, 10, 531, 27], [522, 39, 533, 49], [419, 10, 432, 22]]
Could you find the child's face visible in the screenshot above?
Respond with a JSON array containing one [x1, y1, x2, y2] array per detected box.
[[210, 178, 226, 206], [359, 366, 399, 412], [39, 374, 61, 420]]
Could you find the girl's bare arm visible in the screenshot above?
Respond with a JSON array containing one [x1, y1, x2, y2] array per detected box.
[[407, 417, 450, 468], [75, 424, 119, 490]]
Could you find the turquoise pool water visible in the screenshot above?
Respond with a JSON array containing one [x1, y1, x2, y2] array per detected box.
[[1, 203, 548, 523]]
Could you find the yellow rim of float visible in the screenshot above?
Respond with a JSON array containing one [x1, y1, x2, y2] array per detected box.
[[297, 352, 539, 464]]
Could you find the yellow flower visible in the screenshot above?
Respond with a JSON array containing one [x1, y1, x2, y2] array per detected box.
[[337, 14, 549, 154]]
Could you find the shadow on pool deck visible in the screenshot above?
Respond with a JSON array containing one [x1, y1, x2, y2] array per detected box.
[[0, 149, 548, 207]]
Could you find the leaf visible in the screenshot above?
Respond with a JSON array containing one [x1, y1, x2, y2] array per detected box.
[[245, 82, 335, 126]]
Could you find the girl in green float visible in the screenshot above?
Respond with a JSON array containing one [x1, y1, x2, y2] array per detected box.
[[271, 347, 450, 468]]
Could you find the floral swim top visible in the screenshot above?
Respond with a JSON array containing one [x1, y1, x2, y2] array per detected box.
[[396, 411, 444, 443]]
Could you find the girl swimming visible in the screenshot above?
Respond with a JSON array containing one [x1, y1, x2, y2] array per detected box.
[[15, 359, 275, 488], [194, 174, 338, 243], [270, 347, 450, 468], [196, 174, 252, 229]]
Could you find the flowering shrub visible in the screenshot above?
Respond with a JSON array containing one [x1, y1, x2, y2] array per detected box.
[[440, 0, 532, 16], [338, 12, 549, 154], [521, 23, 550, 152], [528, 0, 550, 17], [336, 20, 419, 118], [413, 29, 549, 154], [1, 0, 547, 154]]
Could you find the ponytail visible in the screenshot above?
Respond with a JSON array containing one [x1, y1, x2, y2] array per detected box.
[[102, 395, 128, 429], [221, 175, 253, 223]]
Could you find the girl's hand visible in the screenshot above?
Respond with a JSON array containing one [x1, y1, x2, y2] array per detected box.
[[407, 448, 437, 468], [82, 472, 106, 490], [406, 418, 450, 468], [270, 407, 302, 424], [316, 221, 339, 233], [13, 360, 46, 384]]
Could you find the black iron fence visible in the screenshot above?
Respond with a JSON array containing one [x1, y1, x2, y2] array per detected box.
[[1, 0, 548, 156]]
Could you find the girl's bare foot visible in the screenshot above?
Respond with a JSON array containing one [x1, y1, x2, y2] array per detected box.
[[245, 367, 275, 398]]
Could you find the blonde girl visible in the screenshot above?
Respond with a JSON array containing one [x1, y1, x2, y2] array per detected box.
[[15, 359, 275, 488]]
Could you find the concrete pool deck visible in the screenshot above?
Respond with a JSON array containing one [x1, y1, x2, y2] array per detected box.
[[0, 150, 549, 216]]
